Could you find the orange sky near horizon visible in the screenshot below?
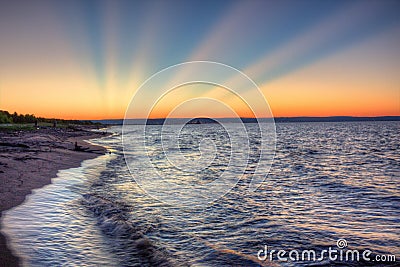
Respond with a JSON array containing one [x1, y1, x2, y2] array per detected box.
[[1, 38, 399, 120], [2, 28, 398, 120]]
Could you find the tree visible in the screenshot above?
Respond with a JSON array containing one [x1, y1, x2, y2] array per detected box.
[[0, 110, 13, 123]]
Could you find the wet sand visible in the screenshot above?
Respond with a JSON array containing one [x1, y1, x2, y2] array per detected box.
[[0, 127, 109, 266]]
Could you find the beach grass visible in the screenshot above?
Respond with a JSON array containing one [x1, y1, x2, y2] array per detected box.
[[0, 123, 91, 132]]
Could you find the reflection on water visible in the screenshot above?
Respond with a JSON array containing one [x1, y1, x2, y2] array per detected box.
[[1, 154, 119, 266], [2, 122, 399, 266]]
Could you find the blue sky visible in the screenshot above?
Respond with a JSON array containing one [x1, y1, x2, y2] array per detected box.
[[0, 0, 399, 118]]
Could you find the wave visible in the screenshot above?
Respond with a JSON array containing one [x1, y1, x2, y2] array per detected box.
[[81, 193, 181, 267]]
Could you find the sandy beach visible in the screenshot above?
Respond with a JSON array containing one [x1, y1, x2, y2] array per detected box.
[[0, 127, 108, 267]]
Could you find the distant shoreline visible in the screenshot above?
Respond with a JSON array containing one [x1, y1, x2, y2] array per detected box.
[[94, 116, 400, 125]]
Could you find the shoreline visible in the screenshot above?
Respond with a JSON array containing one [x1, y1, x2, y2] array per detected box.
[[0, 127, 109, 267]]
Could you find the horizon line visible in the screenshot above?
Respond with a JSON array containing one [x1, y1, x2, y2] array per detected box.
[[94, 115, 400, 121]]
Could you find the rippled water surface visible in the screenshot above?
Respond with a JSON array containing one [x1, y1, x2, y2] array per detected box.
[[2, 122, 399, 266]]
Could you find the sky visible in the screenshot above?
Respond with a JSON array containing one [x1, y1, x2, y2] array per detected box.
[[0, 0, 399, 119]]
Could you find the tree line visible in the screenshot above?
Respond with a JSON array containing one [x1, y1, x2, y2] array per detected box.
[[0, 110, 97, 125]]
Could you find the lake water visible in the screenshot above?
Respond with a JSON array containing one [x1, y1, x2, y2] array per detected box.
[[2, 121, 399, 266]]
